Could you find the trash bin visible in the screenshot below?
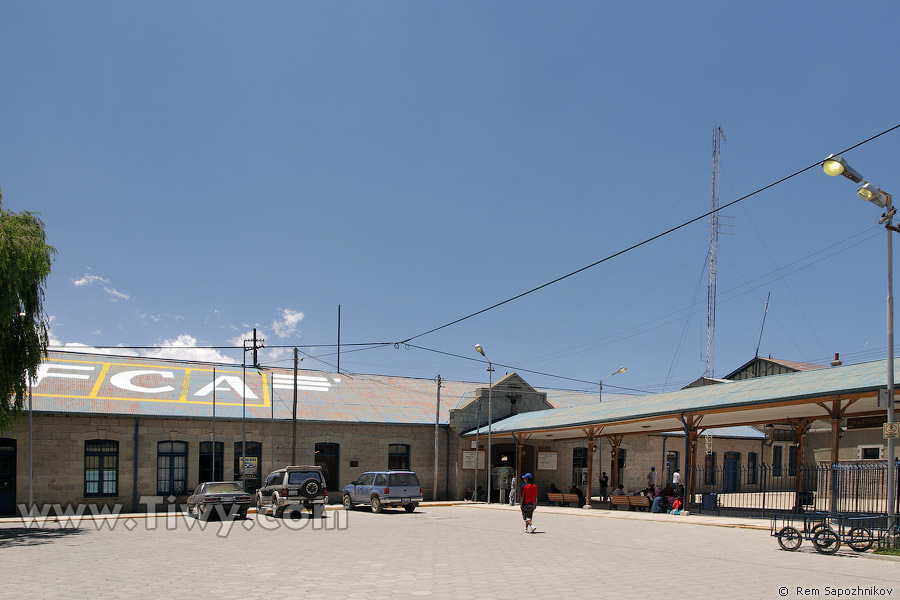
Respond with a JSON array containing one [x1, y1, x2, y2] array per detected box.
[[701, 493, 717, 511]]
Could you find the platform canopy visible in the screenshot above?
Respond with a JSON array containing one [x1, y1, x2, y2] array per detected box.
[[463, 358, 895, 441]]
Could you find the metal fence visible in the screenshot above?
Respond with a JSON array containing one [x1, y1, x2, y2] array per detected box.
[[687, 461, 900, 518]]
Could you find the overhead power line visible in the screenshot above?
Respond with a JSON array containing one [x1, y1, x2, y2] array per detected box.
[[396, 124, 900, 345]]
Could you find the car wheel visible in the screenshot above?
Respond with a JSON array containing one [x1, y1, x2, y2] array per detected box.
[[343, 494, 354, 510], [404, 503, 418, 513], [371, 496, 383, 513], [272, 495, 285, 518], [196, 504, 206, 521]]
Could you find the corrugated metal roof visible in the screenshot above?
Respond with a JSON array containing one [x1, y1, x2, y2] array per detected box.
[[655, 426, 767, 439], [466, 358, 893, 435], [27, 351, 604, 424]]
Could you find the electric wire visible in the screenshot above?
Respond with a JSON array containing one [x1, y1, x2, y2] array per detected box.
[[395, 124, 900, 346]]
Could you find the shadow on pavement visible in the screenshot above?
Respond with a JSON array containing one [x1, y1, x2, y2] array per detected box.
[[0, 527, 87, 548]]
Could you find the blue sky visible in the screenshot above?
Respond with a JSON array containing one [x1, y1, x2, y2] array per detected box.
[[2, 2, 899, 395]]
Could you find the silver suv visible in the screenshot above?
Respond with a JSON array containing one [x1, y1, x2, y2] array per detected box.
[[342, 471, 423, 513], [256, 466, 327, 518]]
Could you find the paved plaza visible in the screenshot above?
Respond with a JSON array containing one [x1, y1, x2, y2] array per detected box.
[[0, 503, 897, 599]]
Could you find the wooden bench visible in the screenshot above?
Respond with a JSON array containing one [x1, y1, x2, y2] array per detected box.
[[546, 492, 584, 506], [562, 493, 582, 506], [610, 495, 631, 510], [629, 495, 651, 511], [547, 492, 565, 506]]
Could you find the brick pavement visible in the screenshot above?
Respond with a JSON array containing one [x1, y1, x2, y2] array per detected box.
[[0, 503, 896, 599]]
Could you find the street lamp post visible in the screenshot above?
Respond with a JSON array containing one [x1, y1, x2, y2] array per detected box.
[[824, 154, 896, 519], [599, 365, 627, 401], [475, 344, 495, 504]]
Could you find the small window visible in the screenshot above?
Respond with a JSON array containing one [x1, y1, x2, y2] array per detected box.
[[388, 444, 410, 471], [859, 446, 883, 460], [85, 440, 118, 497]]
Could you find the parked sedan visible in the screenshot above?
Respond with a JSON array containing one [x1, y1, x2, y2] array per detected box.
[[187, 481, 252, 520]]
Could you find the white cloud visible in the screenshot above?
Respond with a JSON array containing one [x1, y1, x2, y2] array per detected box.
[[72, 272, 130, 301], [272, 308, 304, 338], [143, 335, 233, 363]]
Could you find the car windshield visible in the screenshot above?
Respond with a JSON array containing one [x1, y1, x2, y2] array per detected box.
[[204, 483, 243, 494], [388, 473, 420, 486], [288, 472, 321, 484]]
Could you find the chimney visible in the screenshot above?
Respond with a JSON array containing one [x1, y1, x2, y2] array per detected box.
[[831, 353, 843, 367]]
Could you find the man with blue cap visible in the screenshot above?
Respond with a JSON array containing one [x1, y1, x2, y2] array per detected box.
[[520, 473, 538, 533]]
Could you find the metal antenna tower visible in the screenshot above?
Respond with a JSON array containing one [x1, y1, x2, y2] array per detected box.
[[706, 126, 725, 377]]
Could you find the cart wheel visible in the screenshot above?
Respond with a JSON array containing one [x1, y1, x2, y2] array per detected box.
[[846, 527, 874, 552], [776, 526, 803, 551], [812, 527, 841, 555]]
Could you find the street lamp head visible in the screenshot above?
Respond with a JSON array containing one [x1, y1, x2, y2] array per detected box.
[[475, 344, 485, 357], [857, 183, 892, 209], [617, 365, 627, 374], [823, 154, 865, 184]]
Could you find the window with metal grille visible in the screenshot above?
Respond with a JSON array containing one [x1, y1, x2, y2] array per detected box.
[[157, 441, 188, 495], [388, 444, 410, 471], [85, 440, 118, 497]]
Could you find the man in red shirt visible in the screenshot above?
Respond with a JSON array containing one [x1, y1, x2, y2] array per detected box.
[[520, 473, 538, 533]]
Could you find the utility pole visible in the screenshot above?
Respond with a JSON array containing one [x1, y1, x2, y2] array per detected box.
[[292, 348, 299, 464], [241, 330, 265, 491], [434, 375, 442, 501]]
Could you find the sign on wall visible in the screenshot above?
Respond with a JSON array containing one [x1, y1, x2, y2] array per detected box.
[[461, 450, 485, 470], [537, 451, 558, 471]]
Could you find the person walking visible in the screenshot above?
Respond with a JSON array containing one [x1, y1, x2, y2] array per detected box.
[[672, 469, 681, 487], [520, 473, 538, 534]]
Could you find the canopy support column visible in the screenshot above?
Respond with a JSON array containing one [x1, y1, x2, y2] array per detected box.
[[788, 418, 812, 512], [581, 426, 603, 508]]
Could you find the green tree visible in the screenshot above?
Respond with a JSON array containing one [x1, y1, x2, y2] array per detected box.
[[0, 187, 56, 431]]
